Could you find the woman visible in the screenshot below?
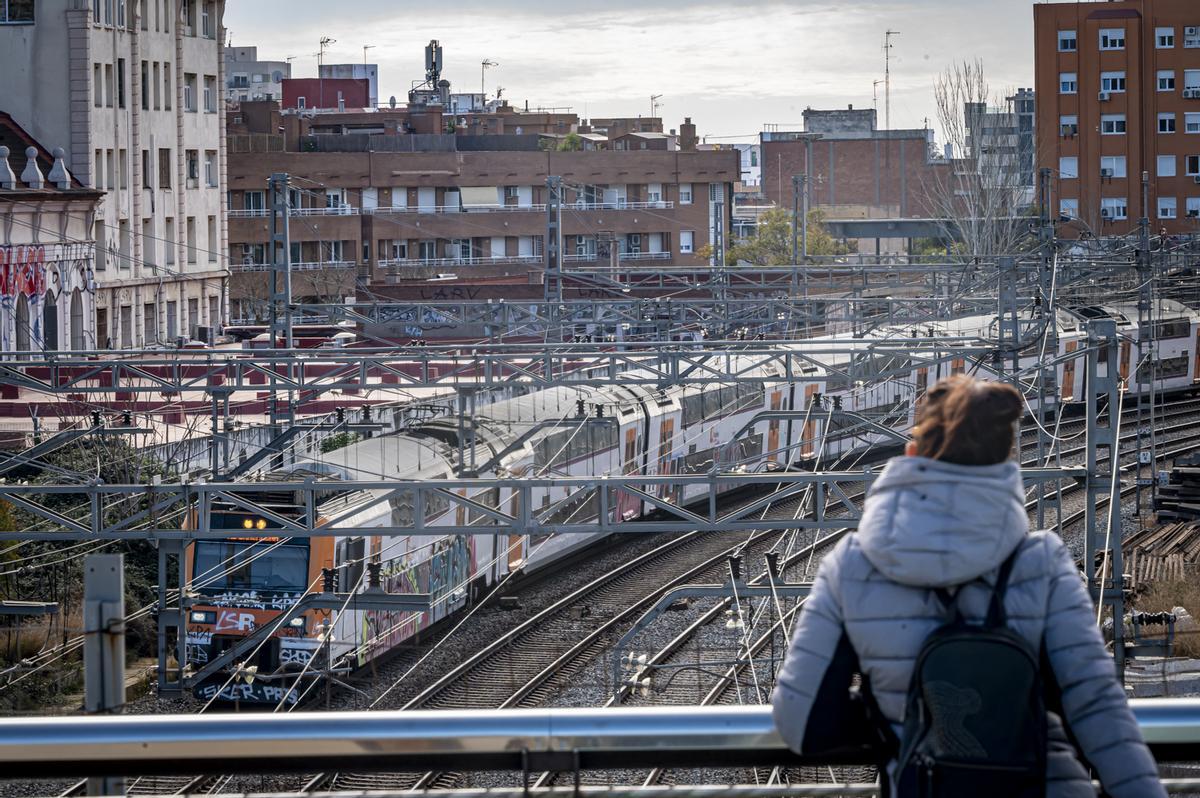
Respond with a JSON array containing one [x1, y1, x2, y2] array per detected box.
[[771, 375, 1164, 797]]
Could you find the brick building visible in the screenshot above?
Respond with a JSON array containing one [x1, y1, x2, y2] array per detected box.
[[760, 108, 951, 227], [1035, 0, 1200, 234], [282, 78, 371, 111], [225, 105, 738, 321]]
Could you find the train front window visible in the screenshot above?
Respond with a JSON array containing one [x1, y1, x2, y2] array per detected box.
[[192, 541, 309, 593]]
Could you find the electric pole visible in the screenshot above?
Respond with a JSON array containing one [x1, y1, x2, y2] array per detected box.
[[884, 30, 900, 131]]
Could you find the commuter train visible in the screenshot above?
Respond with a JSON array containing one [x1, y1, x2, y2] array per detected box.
[[185, 299, 1200, 703]]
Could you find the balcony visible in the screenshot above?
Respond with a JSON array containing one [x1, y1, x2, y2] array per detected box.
[[228, 207, 359, 219], [232, 260, 356, 273], [378, 255, 542, 269], [564, 252, 672, 263], [365, 200, 675, 216]]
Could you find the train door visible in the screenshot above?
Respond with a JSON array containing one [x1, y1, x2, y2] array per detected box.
[[617, 427, 641, 520], [801, 384, 819, 459], [506, 490, 524, 570], [916, 367, 929, 398], [1194, 328, 1200, 382], [951, 358, 965, 376], [657, 418, 675, 500], [768, 390, 783, 464], [1120, 340, 1131, 388], [1062, 342, 1077, 402]]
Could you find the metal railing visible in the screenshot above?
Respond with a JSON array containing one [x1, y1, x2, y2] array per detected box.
[[379, 255, 543, 269], [367, 204, 548, 215], [0, 702, 1195, 780], [232, 260, 356, 273], [229, 206, 358, 219]]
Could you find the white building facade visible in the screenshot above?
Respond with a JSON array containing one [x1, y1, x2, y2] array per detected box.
[[225, 45, 290, 104], [0, 0, 228, 349]]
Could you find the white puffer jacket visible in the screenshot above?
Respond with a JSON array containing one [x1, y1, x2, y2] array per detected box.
[[771, 455, 1164, 798]]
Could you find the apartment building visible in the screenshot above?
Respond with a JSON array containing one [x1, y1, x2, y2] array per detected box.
[[319, 63, 379, 109], [1035, 0, 1200, 234], [0, 115, 104, 354], [224, 106, 738, 321], [965, 88, 1037, 207], [0, 0, 228, 348], [225, 45, 290, 104]]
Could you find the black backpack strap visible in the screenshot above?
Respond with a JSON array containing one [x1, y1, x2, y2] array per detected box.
[[985, 544, 1023, 627]]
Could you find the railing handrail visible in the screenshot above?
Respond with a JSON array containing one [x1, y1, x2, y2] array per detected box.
[[0, 702, 1195, 779], [379, 255, 543, 268], [232, 260, 356, 273], [228, 207, 359, 219]]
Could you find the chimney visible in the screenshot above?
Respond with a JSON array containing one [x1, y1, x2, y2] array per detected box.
[[48, 147, 73, 190], [20, 146, 44, 189], [0, 146, 15, 189], [679, 117, 697, 151]]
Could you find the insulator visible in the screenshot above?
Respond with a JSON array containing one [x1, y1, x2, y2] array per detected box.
[[336, 407, 346, 423], [765, 552, 780, 579], [728, 556, 741, 583], [367, 562, 382, 589], [322, 568, 337, 593], [91, 411, 102, 428], [362, 405, 373, 421], [576, 399, 586, 417], [121, 410, 132, 426]]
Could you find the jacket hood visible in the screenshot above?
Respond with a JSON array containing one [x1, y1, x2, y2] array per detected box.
[[856, 456, 1028, 588]]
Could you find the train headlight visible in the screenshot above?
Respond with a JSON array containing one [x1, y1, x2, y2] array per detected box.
[[255, 519, 268, 530], [242, 519, 254, 530], [189, 611, 216, 624], [289, 617, 306, 628]]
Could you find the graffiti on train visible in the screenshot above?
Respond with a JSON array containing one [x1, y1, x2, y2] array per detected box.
[[357, 536, 476, 666]]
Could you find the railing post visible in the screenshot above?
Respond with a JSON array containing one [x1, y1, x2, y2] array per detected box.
[[84, 553, 125, 796]]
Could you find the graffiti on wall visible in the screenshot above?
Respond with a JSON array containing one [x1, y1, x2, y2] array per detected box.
[[0, 243, 96, 352]]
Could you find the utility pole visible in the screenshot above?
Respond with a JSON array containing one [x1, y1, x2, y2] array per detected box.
[[791, 175, 801, 266], [884, 30, 900, 131], [317, 36, 335, 68], [1035, 167, 1060, 530], [84, 554, 125, 796], [268, 173, 295, 470], [545, 176, 564, 341], [1135, 170, 1157, 512], [481, 59, 498, 100]]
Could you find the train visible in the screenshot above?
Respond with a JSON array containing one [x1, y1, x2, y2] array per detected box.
[[185, 299, 1200, 703]]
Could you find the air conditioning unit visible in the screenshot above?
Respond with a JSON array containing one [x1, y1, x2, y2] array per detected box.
[[195, 325, 213, 345], [1060, 124, 1078, 137], [1186, 26, 1199, 36], [1185, 89, 1200, 99], [1098, 91, 1111, 102], [1100, 208, 1113, 219], [1193, 175, 1200, 184], [1189, 209, 1200, 218], [1100, 168, 1114, 178]]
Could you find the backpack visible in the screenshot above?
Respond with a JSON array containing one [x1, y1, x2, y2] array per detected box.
[[892, 546, 1048, 798]]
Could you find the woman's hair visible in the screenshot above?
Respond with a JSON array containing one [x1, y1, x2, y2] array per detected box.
[[913, 375, 1023, 465]]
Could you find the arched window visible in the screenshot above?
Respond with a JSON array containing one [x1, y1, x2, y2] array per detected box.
[[42, 291, 58, 352], [70, 289, 84, 350], [14, 294, 29, 354]]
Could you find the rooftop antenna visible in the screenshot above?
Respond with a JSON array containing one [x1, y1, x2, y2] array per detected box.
[[318, 36, 336, 68], [425, 40, 443, 87], [884, 29, 899, 130], [872, 79, 884, 112], [363, 44, 375, 65], [650, 94, 664, 119], [481, 58, 498, 100]]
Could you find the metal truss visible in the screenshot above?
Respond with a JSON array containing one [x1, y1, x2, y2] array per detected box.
[[0, 338, 995, 395], [0, 467, 1086, 542]]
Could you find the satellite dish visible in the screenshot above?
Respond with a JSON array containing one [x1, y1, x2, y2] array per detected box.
[[272, 70, 283, 83], [389, 95, 397, 108]]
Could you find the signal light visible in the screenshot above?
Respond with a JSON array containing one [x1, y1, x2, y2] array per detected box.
[[255, 518, 268, 530], [242, 519, 253, 530]]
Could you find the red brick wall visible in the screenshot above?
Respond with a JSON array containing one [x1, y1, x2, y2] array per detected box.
[[282, 78, 369, 110]]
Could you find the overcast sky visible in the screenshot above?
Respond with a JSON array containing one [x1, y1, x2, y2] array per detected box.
[[225, 0, 1036, 143]]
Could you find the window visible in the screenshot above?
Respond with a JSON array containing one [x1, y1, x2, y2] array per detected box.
[[200, 1, 213, 37], [1060, 198, 1079, 218], [1161, 113, 1177, 133], [141, 149, 152, 188], [0, 0, 34, 21], [1159, 71, 1176, 92], [140, 61, 149, 109], [1158, 26, 1175, 48], [1187, 112, 1200, 134], [163, 61, 172, 110], [157, 148, 171, 188], [93, 64, 102, 107], [207, 216, 217, 262], [203, 75, 215, 112], [297, 96, 306, 110], [1101, 114, 1126, 135], [117, 58, 126, 108], [104, 64, 113, 107], [418, 241, 436, 261], [105, 150, 114, 189], [1100, 155, 1126, 178], [1188, 156, 1200, 176], [1099, 28, 1125, 50], [1159, 155, 1177, 177], [186, 217, 197, 264], [1101, 71, 1126, 93], [1059, 114, 1078, 136], [1188, 197, 1200, 218], [1100, 197, 1128, 220], [679, 183, 692, 204], [1187, 69, 1200, 91], [1059, 156, 1079, 179], [1059, 73, 1077, 94], [94, 149, 103, 189], [243, 190, 265, 211], [1057, 30, 1077, 51], [180, 0, 192, 32], [647, 183, 663, 203], [1159, 197, 1178, 219], [152, 62, 160, 109], [183, 73, 197, 112], [185, 149, 198, 187], [164, 218, 175, 265], [139, 0, 146, 30], [680, 231, 694, 254], [118, 149, 127, 189], [204, 151, 217, 187]]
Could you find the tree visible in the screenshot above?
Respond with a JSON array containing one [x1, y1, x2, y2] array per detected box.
[[923, 60, 1039, 258], [725, 207, 849, 266], [555, 132, 584, 152]]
